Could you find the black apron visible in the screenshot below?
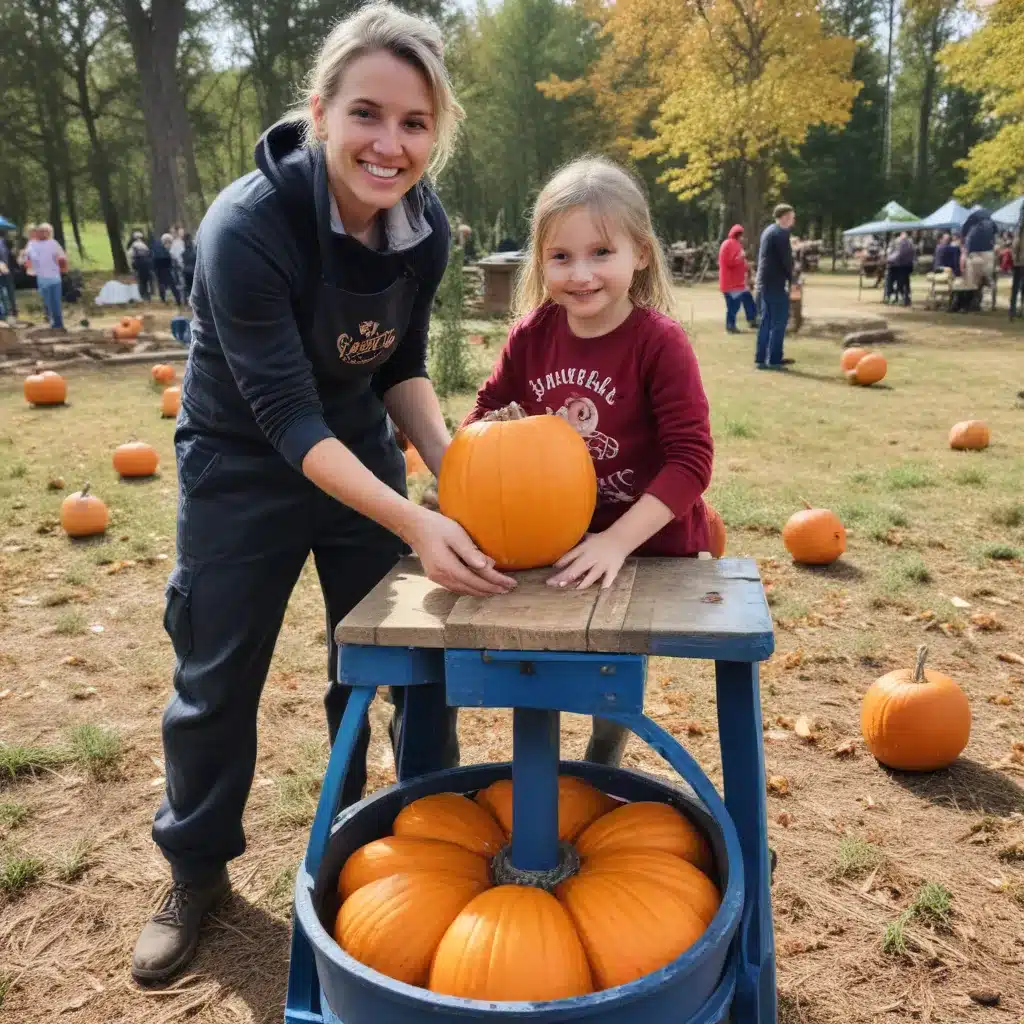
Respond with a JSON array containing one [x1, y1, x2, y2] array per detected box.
[[308, 156, 419, 385]]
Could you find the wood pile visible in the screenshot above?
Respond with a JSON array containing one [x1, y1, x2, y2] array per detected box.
[[0, 322, 188, 376]]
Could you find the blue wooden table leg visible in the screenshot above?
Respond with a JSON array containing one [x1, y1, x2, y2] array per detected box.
[[715, 659, 776, 1024]]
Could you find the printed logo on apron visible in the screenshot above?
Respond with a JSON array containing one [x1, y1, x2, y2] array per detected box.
[[337, 319, 399, 365]]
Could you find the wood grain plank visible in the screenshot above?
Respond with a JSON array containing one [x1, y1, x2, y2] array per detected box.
[[586, 559, 638, 652], [445, 569, 598, 651], [335, 557, 456, 648]]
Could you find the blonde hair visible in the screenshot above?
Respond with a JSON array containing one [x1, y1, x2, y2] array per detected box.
[[290, 1, 463, 179], [37, 222, 53, 237], [514, 157, 675, 319]]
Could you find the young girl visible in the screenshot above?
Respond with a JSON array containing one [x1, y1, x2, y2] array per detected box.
[[462, 156, 714, 765]]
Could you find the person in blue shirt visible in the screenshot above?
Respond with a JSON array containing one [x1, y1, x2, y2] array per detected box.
[[131, 1, 515, 986], [754, 203, 796, 369]]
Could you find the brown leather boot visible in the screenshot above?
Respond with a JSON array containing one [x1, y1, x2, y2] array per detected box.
[[131, 869, 230, 983]]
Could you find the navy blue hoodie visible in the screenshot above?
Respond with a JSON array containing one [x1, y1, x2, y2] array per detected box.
[[179, 120, 450, 470]]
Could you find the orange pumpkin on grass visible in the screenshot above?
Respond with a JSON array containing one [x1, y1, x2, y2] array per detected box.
[[840, 347, 868, 373], [60, 483, 109, 537], [704, 502, 726, 557], [861, 645, 970, 771], [948, 420, 989, 451], [113, 442, 159, 478], [782, 504, 846, 565], [161, 386, 181, 418], [334, 777, 721, 1000], [152, 363, 176, 384], [845, 351, 887, 386], [438, 411, 597, 570], [24, 370, 67, 406]]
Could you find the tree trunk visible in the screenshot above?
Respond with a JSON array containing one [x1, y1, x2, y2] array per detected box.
[[742, 160, 769, 248], [914, 18, 940, 206], [61, 147, 85, 258], [119, 0, 196, 232], [74, 56, 130, 274]]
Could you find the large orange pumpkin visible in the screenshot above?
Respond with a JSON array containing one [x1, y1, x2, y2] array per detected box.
[[704, 502, 726, 557], [845, 352, 887, 386], [474, 775, 617, 841], [861, 645, 970, 771], [430, 886, 593, 1000], [782, 506, 846, 565], [24, 370, 67, 406], [438, 414, 597, 570], [334, 785, 720, 1000], [948, 420, 989, 451], [152, 364, 176, 384], [840, 347, 868, 373], [60, 483, 109, 538], [112, 441, 159, 478], [161, 386, 181, 418]]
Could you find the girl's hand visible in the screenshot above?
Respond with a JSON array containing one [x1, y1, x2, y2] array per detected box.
[[546, 531, 631, 591], [404, 507, 517, 597]]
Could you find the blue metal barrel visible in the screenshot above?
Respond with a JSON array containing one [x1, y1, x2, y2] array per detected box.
[[293, 759, 743, 1024]]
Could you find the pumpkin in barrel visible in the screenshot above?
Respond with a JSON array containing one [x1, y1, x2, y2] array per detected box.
[[333, 776, 721, 1000], [438, 406, 597, 570]]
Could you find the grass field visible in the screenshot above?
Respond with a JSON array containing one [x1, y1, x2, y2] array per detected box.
[[1, 277, 1023, 1023]]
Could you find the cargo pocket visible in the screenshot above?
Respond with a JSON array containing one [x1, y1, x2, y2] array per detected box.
[[176, 439, 222, 499], [163, 564, 194, 660]]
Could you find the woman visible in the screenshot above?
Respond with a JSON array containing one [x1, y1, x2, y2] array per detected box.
[[22, 223, 67, 329], [153, 231, 182, 305], [132, 2, 515, 985], [127, 230, 153, 301]]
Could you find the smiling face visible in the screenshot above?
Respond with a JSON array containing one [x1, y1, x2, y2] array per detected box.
[[312, 49, 436, 233], [541, 205, 647, 337]]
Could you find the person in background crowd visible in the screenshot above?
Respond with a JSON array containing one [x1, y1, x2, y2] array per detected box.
[[754, 203, 796, 369], [718, 224, 757, 334], [886, 230, 915, 306], [1010, 210, 1024, 322], [181, 233, 197, 303], [961, 208, 996, 311], [0, 229, 17, 319], [152, 232, 182, 305], [128, 230, 153, 301], [933, 231, 959, 274], [22, 222, 67, 330], [170, 227, 186, 294]]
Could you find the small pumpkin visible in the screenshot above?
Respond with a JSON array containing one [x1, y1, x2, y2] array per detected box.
[[845, 351, 887, 386], [60, 483, 109, 538], [161, 386, 181, 418], [24, 370, 67, 406], [112, 441, 159, 478], [574, 800, 713, 873], [429, 886, 593, 1000], [152, 364, 176, 384], [338, 836, 490, 900], [840, 346, 868, 373], [704, 502, 726, 557], [335, 872, 489, 987], [782, 504, 846, 565], [405, 444, 428, 477], [948, 420, 989, 451], [392, 793, 506, 857], [113, 316, 143, 341], [474, 775, 617, 842], [861, 645, 970, 771], [438, 412, 597, 570]]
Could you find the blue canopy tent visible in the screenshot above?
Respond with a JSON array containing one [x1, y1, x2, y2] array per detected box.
[[915, 199, 978, 232], [0, 215, 16, 230], [992, 197, 1022, 229], [842, 201, 920, 238]]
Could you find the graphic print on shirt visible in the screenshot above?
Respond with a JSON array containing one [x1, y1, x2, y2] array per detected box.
[[337, 318, 398, 365], [537, 384, 635, 506]]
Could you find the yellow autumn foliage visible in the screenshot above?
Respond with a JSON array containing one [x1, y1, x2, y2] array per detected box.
[[540, 0, 860, 202], [939, 0, 1024, 200]]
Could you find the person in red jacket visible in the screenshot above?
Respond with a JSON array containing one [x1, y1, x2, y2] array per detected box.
[[463, 156, 715, 766], [718, 223, 757, 333]]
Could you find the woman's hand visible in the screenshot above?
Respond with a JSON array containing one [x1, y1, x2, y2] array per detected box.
[[546, 531, 632, 591], [403, 506, 517, 597]]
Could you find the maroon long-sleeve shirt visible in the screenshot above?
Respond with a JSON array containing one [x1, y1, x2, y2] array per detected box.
[[463, 303, 714, 556]]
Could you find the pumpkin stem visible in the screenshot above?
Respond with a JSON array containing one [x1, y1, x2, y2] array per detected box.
[[80, 482, 91, 498], [912, 644, 928, 683], [799, 497, 813, 510]]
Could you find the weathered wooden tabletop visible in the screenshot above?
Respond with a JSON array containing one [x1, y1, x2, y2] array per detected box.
[[335, 556, 774, 660]]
